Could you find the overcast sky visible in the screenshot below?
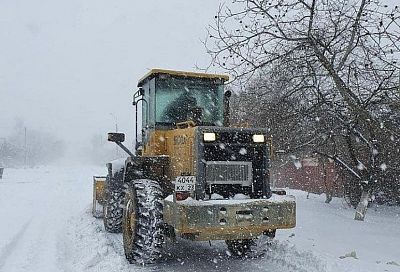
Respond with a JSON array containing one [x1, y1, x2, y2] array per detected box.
[[0, 0, 223, 149]]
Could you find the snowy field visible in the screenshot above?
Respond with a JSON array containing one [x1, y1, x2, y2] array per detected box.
[[0, 166, 399, 272]]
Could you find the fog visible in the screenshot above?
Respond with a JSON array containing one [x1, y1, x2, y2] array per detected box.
[[2, 0, 397, 166], [0, 0, 223, 164]]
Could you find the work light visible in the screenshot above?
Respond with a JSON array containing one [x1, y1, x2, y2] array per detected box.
[[203, 132, 216, 142], [252, 134, 265, 143]]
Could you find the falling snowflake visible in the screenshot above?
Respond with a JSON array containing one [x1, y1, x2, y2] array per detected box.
[[294, 160, 302, 169], [357, 162, 366, 170]]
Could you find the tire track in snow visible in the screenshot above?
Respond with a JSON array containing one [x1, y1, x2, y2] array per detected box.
[[0, 219, 32, 270], [59, 208, 136, 272], [61, 206, 327, 272], [261, 240, 326, 272], [153, 238, 324, 272]]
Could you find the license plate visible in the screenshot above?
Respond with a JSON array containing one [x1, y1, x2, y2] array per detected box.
[[175, 176, 196, 192]]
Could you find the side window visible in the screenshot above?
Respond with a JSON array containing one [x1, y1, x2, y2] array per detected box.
[[141, 84, 150, 144], [148, 78, 156, 128], [141, 79, 156, 145], [141, 85, 149, 130]]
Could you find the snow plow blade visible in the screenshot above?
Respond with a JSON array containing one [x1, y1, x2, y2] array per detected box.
[[92, 176, 106, 218], [163, 194, 296, 241]]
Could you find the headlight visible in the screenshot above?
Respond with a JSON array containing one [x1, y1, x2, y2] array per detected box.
[[203, 132, 216, 142], [252, 134, 265, 143]]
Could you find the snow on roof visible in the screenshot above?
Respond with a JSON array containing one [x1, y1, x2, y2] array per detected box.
[[137, 68, 229, 87]]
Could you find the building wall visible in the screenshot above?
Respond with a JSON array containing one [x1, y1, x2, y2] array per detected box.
[[271, 158, 344, 197]]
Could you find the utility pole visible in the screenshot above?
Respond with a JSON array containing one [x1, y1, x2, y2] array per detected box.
[[115, 122, 119, 157], [24, 127, 27, 168], [0, 137, 5, 168]]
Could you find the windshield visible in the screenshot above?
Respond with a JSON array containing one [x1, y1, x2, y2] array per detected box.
[[155, 77, 224, 125]]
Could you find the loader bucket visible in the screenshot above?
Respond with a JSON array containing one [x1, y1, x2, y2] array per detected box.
[[92, 176, 106, 218]]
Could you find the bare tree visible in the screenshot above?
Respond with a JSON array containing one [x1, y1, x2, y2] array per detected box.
[[207, 0, 400, 220], [1, 121, 65, 167]]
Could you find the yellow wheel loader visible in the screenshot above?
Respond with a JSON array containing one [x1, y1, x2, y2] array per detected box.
[[92, 69, 296, 264]]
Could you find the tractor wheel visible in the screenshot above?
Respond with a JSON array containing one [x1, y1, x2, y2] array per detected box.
[[123, 179, 164, 264], [264, 229, 276, 239], [226, 239, 254, 256], [103, 187, 124, 233]]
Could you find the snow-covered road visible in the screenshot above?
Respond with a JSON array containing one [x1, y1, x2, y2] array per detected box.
[[0, 166, 101, 272], [0, 166, 399, 272]]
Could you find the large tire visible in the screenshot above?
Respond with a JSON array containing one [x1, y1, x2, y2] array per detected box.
[[264, 229, 276, 238], [226, 239, 254, 256], [103, 171, 124, 233], [123, 179, 164, 264], [103, 187, 124, 233]]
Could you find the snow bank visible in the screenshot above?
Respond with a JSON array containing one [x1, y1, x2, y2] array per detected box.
[[278, 189, 400, 272]]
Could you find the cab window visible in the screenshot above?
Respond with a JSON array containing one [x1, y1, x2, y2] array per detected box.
[[155, 77, 224, 126]]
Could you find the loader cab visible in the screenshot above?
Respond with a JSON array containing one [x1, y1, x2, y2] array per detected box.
[[134, 69, 229, 147]]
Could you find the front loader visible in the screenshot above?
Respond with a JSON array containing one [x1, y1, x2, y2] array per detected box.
[[92, 69, 296, 264]]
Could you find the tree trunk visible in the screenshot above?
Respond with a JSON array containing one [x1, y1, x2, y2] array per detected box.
[[325, 193, 333, 203], [322, 160, 333, 203], [354, 188, 371, 221]]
